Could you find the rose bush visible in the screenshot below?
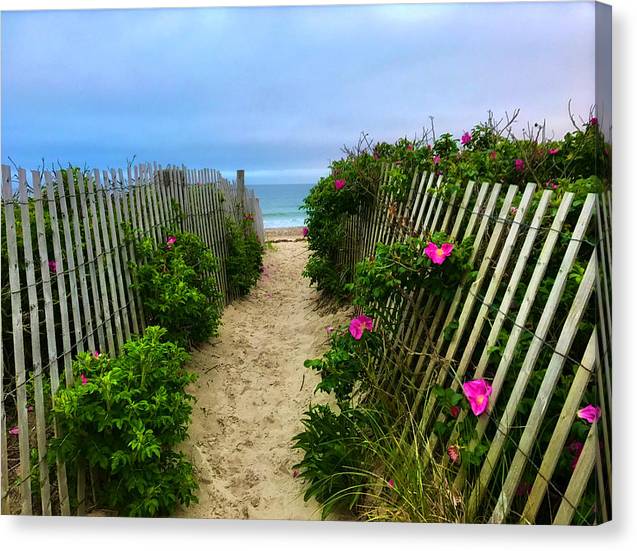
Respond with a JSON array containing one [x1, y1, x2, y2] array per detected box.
[[303, 116, 609, 299]]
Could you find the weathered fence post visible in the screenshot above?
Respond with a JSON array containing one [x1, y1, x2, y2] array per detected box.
[[236, 169, 245, 216]]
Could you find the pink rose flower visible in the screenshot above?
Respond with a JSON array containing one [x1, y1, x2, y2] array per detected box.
[[462, 379, 493, 416], [447, 445, 460, 464], [388, 479, 395, 490], [568, 441, 584, 470], [589, 116, 598, 126], [166, 235, 177, 249], [406, 144, 413, 151], [489, 150, 497, 160], [9, 426, 19, 436], [516, 481, 532, 497], [349, 315, 373, 340], [48, 260, 57, 273], [433, 155, 441, 165], [548, 148, 560, 155], [577, 404, 601, 424], [92, 350, 100, 359], [424, 242, 453, 265], [302, 226, 309, 238], [461, 132, 472, 146], [80, 373, 88, 385], [514, 159, 525, 172], [334, 179, 346, 190]]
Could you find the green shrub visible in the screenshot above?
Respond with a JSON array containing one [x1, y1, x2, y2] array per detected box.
[[302, 254, 351, 299], [292, 405, 377, 519], [302, 115, 609, 298], [349, 232, 474, 321], [49, 326, 198, 517], [132, 231, 222, 347], [225, 218, 264, 296], [302, 153, 379, 300], [304, 322, 383, 408]]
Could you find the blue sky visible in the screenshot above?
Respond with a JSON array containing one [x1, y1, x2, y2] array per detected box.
[[1, 2, 600, 185]]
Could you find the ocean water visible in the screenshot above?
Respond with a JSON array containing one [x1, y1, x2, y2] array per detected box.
[[252, 183, 314, 228]]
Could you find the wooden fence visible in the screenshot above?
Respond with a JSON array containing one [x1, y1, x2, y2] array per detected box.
[[338, 165, 611, 525], [0, 162, 263, 515]]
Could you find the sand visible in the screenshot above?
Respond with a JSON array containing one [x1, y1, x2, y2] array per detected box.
[[265, 226, 306, 241], [176, 228, 350, 520]]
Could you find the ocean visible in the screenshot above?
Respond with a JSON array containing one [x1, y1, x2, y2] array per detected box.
[[251, 183, 314, 229]]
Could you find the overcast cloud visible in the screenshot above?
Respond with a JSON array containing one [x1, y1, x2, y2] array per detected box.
[[1, 2, 599, 184]]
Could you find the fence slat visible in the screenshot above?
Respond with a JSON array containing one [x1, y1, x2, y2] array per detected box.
[[1, 394, 9, 514], [56, 170, 85, 355], [115, 169, 140, 335], [121, 167, 145, 331], [86, 172, 116, 354], [32, 171, 70, 515], [97, 170, 124, 350], [18, 170, 52, 514], [44, 171, 74, 386], [77, 171, 107, 352], [521, 330, 597, 523], [553, 423, 598, 525], [148, 163, 162, 244], [2, 166, 32, 514], [0, 188, 7, 515], [67, 172, 95, 353], [133, 166, 146, 238], [104, 171, 131, 342]]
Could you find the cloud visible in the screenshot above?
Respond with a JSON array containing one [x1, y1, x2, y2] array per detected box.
[[1, 2, 597, 184]]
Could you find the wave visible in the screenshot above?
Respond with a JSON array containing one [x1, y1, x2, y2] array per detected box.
[[264, 215, 306, 229], [262, 209, 304, 217]]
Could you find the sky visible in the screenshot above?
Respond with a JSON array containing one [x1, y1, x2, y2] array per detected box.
[[1, 2, 605, 185]]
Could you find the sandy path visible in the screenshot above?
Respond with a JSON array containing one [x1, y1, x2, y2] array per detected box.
[[176, 234, 348, 520]]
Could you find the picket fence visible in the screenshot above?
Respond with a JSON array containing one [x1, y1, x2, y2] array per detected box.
[[338, 165, 611, 525], [0, 163, 264, 515]]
